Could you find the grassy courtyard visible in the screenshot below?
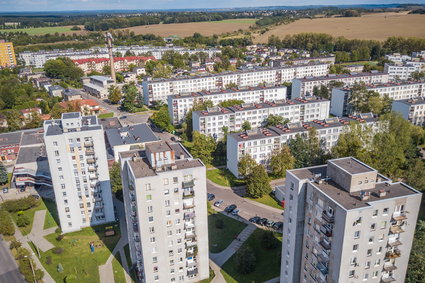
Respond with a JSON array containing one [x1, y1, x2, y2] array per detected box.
[[208, 211, 247, 253], [206, 168, 246, 187], [112, 253, 126, 283], [221, 229, 282, 282], [32, 223, 121, 283], [98, 112, 114, 119], [247, 193, 283, 210]]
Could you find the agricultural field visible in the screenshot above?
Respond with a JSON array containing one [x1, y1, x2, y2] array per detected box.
[[254, 12, 425, 42], [120, 18, 256, 37], [0, 25, 86, 35]]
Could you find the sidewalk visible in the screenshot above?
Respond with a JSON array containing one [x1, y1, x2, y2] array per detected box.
[[263, 276, 280, 283], [209, 260, 226, 283], [26, 210, 56, 252]]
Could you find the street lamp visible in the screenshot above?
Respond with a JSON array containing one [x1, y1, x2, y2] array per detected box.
[[23, 255, 36, 283]]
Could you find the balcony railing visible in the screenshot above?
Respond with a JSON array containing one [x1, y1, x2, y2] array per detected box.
[[186, 239, 197, 248], [84, 141, 93, 147], [187, 268, 198, 277], [387, 240, 402, 247], [183, 203, 195, 209], [184, 212, 196, 220], [183, 180, 195, 188], [383, 263, 397, 272], [381, 277, 396, 283], [322, 211, 335, 223], [185, 232, 196, 239], [183, 190, 195, 198], [316, 261, 328, 275], [392, 212, 407, 222], [390, 225, 405, 234], [386, 249, 401, 259], [320, 224, 333, 237], [320, 238, 331, 250]]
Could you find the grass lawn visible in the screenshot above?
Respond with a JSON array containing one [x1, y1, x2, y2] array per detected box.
[[35, 223, 121, 283], [247, 193, 283, 210], [221, 270, 238, 283], [340, 60, 378, 66], [200, 268, 216, 283], [43, 199, 59, 229], [98, 112, 114, 119], [112, 253, 126, 283], [206, 168, 245, 187], [0, 26, 73, 35], [10, 200, 57, 236], [124, 244, 132, 266], [208, 212, 247, 253], [221, 229, 282, 283]]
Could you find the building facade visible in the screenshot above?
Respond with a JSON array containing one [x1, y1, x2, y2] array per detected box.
[[292, 72, 390, 98], [73, 56, 155, 74], [384, 62, 425, 81], [143, 63, 330, 104], [119, 142, 209, 283], [226, 113, 377, 177], [44, 113, 115, 233], [280, 157, 422, 283], [330, 81, 425, 117], [82, 75, 115, 98], [392, 97, 425, 126], [193, 97, 330, 140], [167, 86, 287, 125], [0, 40, 17, 67]]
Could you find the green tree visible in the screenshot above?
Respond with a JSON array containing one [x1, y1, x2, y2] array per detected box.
[[191, 131, 216, 165], [238, 154, 257, 178], [16, 215, 30, 227], [241, 121, 251, 131], [234, 246, 256, 274], [44, 57, 84, 82], [405, 159, 425, 192], [108, 85, 122, 104], [152, 63, 172, 78], [183, 100, 213, 141], [121, 84, 139, 113], [109, 162, 122, 196], [261, 230, 279, 249], [265, 114, 289, 127], [246, 164, 271, 198], [270, 145, 295, 178], [0, 209, 15, 235], [410, 71, 424, 80], [0, 162, 8, 185], [218, 99, 244, 108], [406, 221, 425, 283], [348, 82, 392, 114], [151, 106, 174, 133], [332, 122, 373, 161]]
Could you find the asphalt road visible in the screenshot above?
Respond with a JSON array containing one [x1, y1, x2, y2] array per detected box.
[[207, 182, 284, 223], [0, 236, 25, 283]]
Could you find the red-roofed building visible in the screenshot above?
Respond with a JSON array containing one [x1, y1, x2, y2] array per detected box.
[[59, 99, 101, 115], [20, 108, 42, 120], [73, 56, 156, 74]]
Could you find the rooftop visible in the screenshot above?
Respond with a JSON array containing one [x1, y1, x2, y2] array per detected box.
[[395, 97, 425, 106], [16, 145, 47, 165], [330, 157, 376, 175], [105, 123, 159, 147], [20, 129, 44, 146], [98, 117, 122, 129], [0, 131, 22, 147], [297, 71, 386, 82]]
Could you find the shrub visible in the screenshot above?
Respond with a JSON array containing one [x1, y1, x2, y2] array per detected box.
[[17, 211, 24, 216], [234, 246, 256, 274], [65, 274, 77, 282], [46, 255, 52, 265], [52, 247, 64, 254], [215, 218, 224, 229], [55, 227, 62, 234], [9, 240, 21, 250], [15, 247, 30, 260], [16, 215, 30, 227], [261, 230, 278, 249], [56, 234, 64, 241], [0, 210, 15, 235], [2, 196, 39, 212]]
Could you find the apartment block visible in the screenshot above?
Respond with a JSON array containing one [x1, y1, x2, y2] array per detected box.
[[44, 113, 115, 233], [292, 72, 390, 98], [226, 113, 377, 177], [0, 40, 17, 67], [384, 62, 425, 81], [119, 142, 209, 283], [331, 81, 425, 116], [193, 97, 330, 140], [270, 55, 336, 67], [167, 86, 287, 124], [73, 56, 155, 74], [392, 97, 425, 126], [280, 157, 422, 283], [143, 63, 330, 104]]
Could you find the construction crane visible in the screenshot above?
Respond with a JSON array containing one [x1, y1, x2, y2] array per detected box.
[[105, 32, 116, 83]]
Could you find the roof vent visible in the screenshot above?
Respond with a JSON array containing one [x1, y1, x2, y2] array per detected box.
[[359, 191, 370, 201], [379, 189, 387, 197]]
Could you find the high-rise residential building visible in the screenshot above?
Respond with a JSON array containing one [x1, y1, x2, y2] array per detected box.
[[392, 97, 425, 126], [0, 40, 17, 67], [119, 142, 209, 283], [44, 112, 115, 233], [280, 157, 422, 283]]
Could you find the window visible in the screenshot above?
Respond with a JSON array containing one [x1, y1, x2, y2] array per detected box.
[[354, 231, 360, 239], [167, 230, 172, 236], [173, 177, 178, 184], [372, 271, 379, 278], [165, 200, 170, 207], [354, 217, 362, 225], [153, 257, 157, 263], [150, 237, 155, 243], [350, 257, 357, 266], [364, 273, 369, 280], [377, 246, 382, 254], [148, 216, 154, 222], [53, 141, 58, 146], [61, 184, 65, 189], [367, 249, 372, 256], [164, 189, 170, 195], [166, 210, 171, 216], [164, 178, 169, 185], [380, 221, 387, 229], [368, 237, 374, 244], [383, 208, 389, 215], [147, 206, 153, 213], [54, 150, 59, 156], [149, 227, 155, 233], [146, 194, 152, 201], [378, 234, 384, 241], [365, 261, 370, 269], [353, 244, 358, 252], [167, 220, 172, 227], [370, 223, 376, 231], [145, 183, 151, 191], [349, 270, 355, 278], [65, 207, 70, 212], [374, 259, 380, 266], [62, 192, 67, 197]]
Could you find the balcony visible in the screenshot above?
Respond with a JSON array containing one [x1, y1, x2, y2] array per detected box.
[[88, 166, 97, 172], [383, 263, 397, 272], [316, 261, 328, 275], [87, 158, 96, 164], [320, 224, 333, 237], [183, 180, 195, 188], [183, 190, 195, 198], [185, 232, 196, 239], [381, 277, 396, 283], [183, 202, 195, 209], [186, 238, 197, 248], [184, 212, 196, 220], [390, 225, 405, 234], [85, 149, 95, 156], [322, 211, 335, 223], [385, 249, 401, 259], [387, 240, 402, 247], [84, 141, 93, 147], [318, 252, 329, 263], [392, 212, 407, 222], [187, 268, 198, 277], [89, 174, 98, 180], [320, 238, 331, 250]]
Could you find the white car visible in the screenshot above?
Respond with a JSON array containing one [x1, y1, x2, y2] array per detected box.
[[214, 200, 224, 207], [231, 209, 240, 215]]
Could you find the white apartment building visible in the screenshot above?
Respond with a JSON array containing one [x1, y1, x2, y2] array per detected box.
[[119, 142, 209, 283], [291, 71, 390, 98], [269, 55, 336, 67], [43, 112, 115, 233], [143, 63, 331, 104], [226, 113, 377, 177], [385, 53, 412, 63], [384, 62, 425, 81], [167, 86, 287, 124], [331, 81, 425, 116], [392, 97, 425, 126], [280, 157, 422, 283], [193, 97, 330, 140]]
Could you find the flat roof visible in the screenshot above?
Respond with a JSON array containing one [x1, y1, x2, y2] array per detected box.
[[329, 157, 375, 175], [296, 72, 386, 82], [98, 117, 122, 129], [20, 129, 44, 146], [0, 131, 22, 147], [394, 97, 425, 106], [16, 145, 47, 165], [105, 124, 159, 147]]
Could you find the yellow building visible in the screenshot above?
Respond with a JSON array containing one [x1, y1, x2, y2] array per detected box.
[[0, 41, 17, 67]]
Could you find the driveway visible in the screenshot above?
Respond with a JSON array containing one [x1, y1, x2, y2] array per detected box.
[[207, 181, 283, 223]]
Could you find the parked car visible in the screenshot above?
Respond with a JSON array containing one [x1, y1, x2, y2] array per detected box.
[[214, 200, 224, 207], [249, 216, 261, 223], [259, 218, 268, 225], [231, 209, 240, 215], [224, 204, 237, 213], [266, 220, 275, 227], [2, 187, 8, 193], [273, 222, 283, 230], [207, 193, 215, 201]]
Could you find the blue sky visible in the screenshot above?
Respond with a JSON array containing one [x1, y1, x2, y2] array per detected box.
[[1, 0, 425, 12]]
